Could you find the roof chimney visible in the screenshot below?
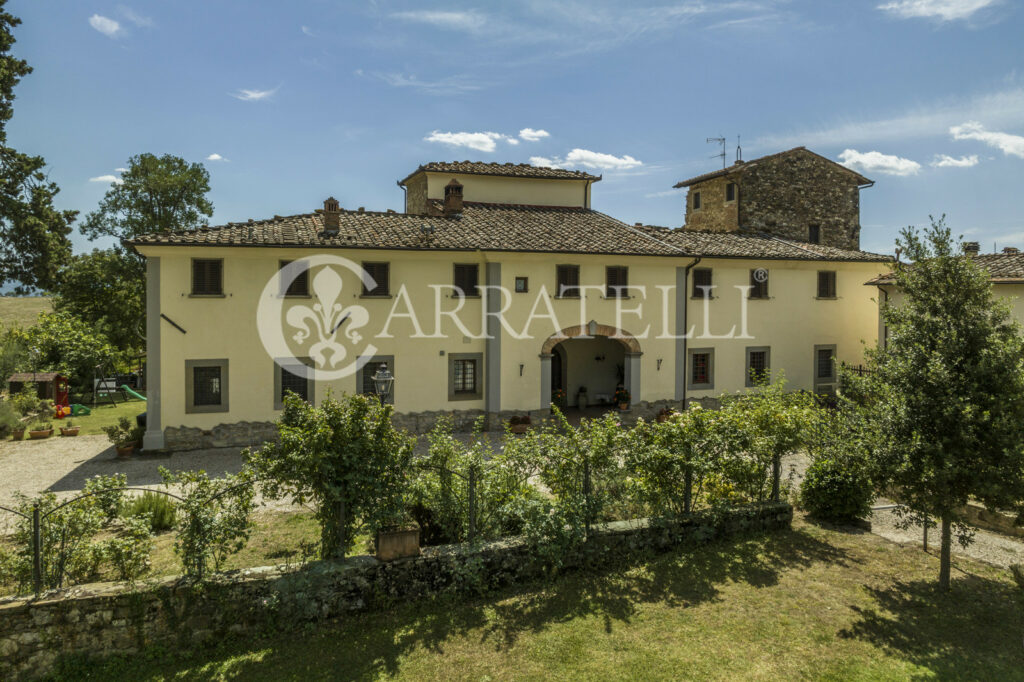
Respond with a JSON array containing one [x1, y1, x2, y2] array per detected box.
[[323, 197, 340, 233], [443, 178, 463, 217], [1003, 246, 1020, 255], [964, 241, 980, 257]]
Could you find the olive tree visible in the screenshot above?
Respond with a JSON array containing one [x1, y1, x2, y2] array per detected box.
[[865, 217, 1024, 590]]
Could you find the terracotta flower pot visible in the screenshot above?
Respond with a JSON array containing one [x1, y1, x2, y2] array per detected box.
[[115, 442, 138, 458], [28, 428, 53, 439], [617, 402, 629, 411], [510, 423, 529, 434], [60, 427, 80, 437], [11, 429, 25, 441], [656, 414, 669, 423]]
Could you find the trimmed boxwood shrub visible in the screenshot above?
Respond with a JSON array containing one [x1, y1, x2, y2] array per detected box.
[[800, 454, 872, 523]]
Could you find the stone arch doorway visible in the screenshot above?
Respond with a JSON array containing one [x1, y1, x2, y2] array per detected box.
[[540, 322, 642, 410]]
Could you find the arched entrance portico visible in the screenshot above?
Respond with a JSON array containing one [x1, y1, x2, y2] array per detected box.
[[539, 321, 642, 410]]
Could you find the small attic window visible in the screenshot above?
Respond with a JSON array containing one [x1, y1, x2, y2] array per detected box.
[[808, 225, 821, 244], [693, 191, 701, 210], [726, 182, 736, 202]]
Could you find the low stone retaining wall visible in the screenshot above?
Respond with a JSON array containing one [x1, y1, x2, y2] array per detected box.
[[0, 503, 791, 679], [960, 502, 1024, 538]]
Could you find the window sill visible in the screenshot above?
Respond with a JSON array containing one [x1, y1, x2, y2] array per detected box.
[[554, 295, 581, 300], [815, 296, 838, 301], [747, 296, 772, 301], [448, 393, 483, 402], [360, 294, 393, 299], [688, 384, 714, 391], [280, 294, 311, 299], [691, 296, 717, 300], [602, 296, 636, 300], [188, 293, 226, 298], [450, 295, 481, 299]]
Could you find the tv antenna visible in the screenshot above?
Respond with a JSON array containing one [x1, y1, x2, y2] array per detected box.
[[707, 136, 726, 169], [736, 135, 743, 163]]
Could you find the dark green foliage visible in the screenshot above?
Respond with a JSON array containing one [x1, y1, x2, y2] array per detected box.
[[125, 491, 177, 532], [0, 398, 18, 437], [7, 311, 117, 389], [801, 454, 872, 523], [52, 249, 145, 351]]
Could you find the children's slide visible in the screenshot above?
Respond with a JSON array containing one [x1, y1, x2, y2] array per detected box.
[[120, 385, 147, 401]]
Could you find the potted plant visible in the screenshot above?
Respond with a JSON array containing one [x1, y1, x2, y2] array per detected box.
[[656, 407, 674, 423], [614, 385, 631, 411], [551, 387, 567, 409], [11, 426, 26, 440], [60, 420, 81, 437], [28, 420, 54, 439], [508, 414, 531, 434], [103, 416, 144, 457]]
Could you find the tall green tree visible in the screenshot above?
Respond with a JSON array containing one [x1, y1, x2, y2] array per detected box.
[[865, 217, 1024, 590], [0, 1, 75, 293], [55, 153, 213, 349]]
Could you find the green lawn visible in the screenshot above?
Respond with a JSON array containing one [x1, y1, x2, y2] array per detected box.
[[0, 296, 51, 331], [58, 515, 1024, 681], [59, 398, 148, 436]]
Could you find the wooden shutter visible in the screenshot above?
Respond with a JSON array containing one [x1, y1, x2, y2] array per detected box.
[[556, 265, 580, 298], [191, 259, 223, 295], [817, 271, 836, 298], [362, 262, 390, 296], [453, 264, 479, 297], [606, 266, 628, 298], [692, 268, 712, 298]]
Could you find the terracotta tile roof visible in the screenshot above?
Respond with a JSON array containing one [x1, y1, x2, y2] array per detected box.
[[672, 147, 872, 188], [7, 372, 62, 383], [399, 161, 600, 185], [866, 252, 1024, 285], [128, 202, 891, 263]]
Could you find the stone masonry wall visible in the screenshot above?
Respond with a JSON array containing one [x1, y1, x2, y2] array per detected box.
[[0, 504, 793, 679], [404, 175, 428, 215], [683, 173, 741, 233], [738, 150, 862, 250]]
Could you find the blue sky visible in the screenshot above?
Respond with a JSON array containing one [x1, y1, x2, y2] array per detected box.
[[6, 0, 1024, 257]]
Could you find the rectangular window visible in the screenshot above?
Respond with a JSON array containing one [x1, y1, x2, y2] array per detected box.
[[453, 263, 479, 298], [745, 347, 771, 387], [817, 271, 837, 298], [808, 225, 821, 244], [274, 358, 314, 409], [279, 260, 310, 297], [693, 191, 701, 210], [606, 265, 628, 298], [692, 267, 713, 298], [185, 359, 229, 414], [556, 264, 580, 298], [361, 262, 390, 296], [191, 259, 223, 296], [726, 182, 736, 202], [749, 269, 769, 299], [448, 353, 483, 401], [515, 276, 529, 293], [356, 355, 395, 404], [814, 344, 837, 394], [687, 348, 714, 390]]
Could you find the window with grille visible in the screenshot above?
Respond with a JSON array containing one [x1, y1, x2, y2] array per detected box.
[[692, 268, 713, 298], [817, 271, 837, 298], [280, 366, 308, 402], [688, 348, 714, 389], [726, 183, 736, 202], [693, 191, 701, 210], [185, 359, 228, 414], [808, 225, 821, 244], [606, 265, 628, 298], [556, 264, 580, 298], [453, 359, 476, 393], [746, 347, 770, 387], [817, 348, 835, 379], [193, 366, 221, 405], [280, 260, 309, 297], [749, 269, 769, 299], [453, 264, 479, 297], [191, 259, 223, 295], [361, 262, 390, 296], [692, 353, 709, 384]]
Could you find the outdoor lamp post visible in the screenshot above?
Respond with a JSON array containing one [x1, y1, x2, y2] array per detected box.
[[372, 362, 394, 402]]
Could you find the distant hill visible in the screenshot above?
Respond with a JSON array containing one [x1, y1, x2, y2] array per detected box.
[[0, 296, 52, 331]]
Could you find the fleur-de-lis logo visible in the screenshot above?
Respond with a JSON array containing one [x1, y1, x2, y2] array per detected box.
[[286, 268, 369, 369], [257, 255, 378, 381]]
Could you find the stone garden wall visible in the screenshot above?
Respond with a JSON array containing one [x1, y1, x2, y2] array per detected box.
[[0, 503, 792, 679]]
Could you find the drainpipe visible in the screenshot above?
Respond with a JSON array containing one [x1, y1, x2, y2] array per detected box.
[[681, 256, 702, 409], [396, 181, 407, 213]]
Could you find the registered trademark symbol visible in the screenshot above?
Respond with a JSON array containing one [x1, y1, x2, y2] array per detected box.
[[753, 268, 769, 283]]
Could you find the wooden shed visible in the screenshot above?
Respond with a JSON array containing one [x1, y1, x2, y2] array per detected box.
[[7, 372, 66, 402]]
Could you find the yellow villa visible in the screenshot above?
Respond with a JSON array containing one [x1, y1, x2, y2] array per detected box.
[[129, 148, 892, 451]]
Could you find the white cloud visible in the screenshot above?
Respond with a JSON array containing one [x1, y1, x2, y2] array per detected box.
[[838, 149, 921, 176], [950, 121, 1024, 158], [206, 153, 227, 162], [114, 167, 128, 172], [230, 87, 278, 101], [564, 149, 643, 170], [301, 25, 315, 37], [118, 6, 154, 27], [390, 10, 486, 32], [424, 131, 513, 152], [530, 149, 643, 171], [89, 174, 124, 185], [507, 138, 520, 145], [519, 128, 550, 142], [877, 0, 999, 21], [931, 153, 979, 167], [371, 72, 481, 95], [89, 15, 121, 38], [529, 156, 559, 168]]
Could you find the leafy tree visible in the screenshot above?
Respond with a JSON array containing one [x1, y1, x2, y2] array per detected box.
[[80, 153, 213, 242], [52, 249, 145, 350], [9, 311, 116, 388], [247, 392, 415, 559], [864, 217, 1024, 590], [0, 2, 75, 293]]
